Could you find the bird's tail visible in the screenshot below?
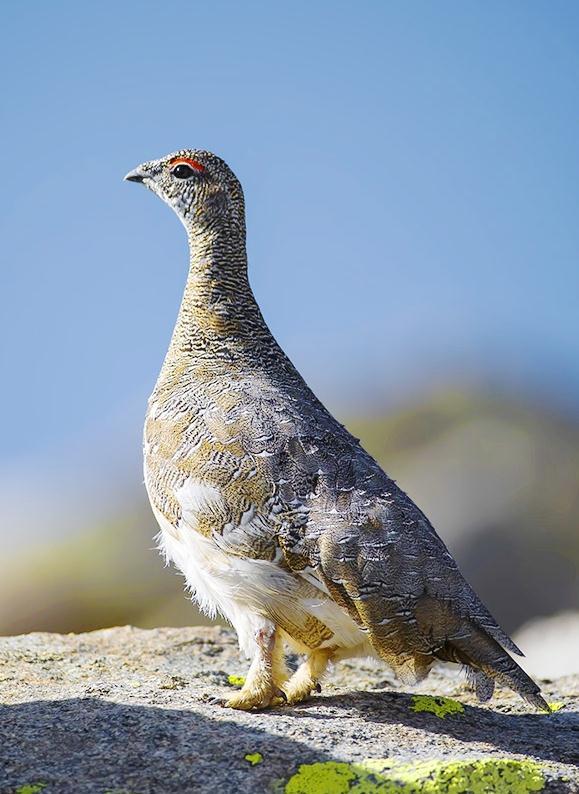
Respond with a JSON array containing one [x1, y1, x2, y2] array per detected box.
[[317, 527, 549, 711], [434, 620, 550, 712]]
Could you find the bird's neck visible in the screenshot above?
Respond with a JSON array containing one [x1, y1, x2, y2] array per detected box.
[[163, 221, 272, 367]]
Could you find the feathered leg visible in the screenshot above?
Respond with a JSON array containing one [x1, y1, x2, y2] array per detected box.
[[283, 647, 334, 705], [226, 622, 289, 710]]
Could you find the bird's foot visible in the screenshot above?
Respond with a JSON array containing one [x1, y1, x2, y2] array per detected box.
[[282, 672, 322, 705], [225, 682, 287, 711], [281, 647, 332, 705], [223, 623, 290, 710]]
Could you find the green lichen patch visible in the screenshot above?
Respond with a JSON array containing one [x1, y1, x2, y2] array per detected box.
[[227, 673, 246, 687], [14, 785, 47, 794], [411, 694, 465, 719], [284, 757, 546, 793], [285, 762, 356, 794], [244, 751, 264, 766]]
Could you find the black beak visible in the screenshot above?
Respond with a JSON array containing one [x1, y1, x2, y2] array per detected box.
[[124, 166, 147, 183]]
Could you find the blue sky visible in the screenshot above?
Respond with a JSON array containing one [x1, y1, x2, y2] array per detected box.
[[2, 1, 579, 465]]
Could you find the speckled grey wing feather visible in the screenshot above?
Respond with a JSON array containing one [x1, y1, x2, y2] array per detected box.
[[317, 515, 548, 708], [248, 385, 547, 709]]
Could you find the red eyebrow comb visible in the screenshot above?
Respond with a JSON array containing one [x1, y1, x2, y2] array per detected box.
[[169, 156, 206, 172]]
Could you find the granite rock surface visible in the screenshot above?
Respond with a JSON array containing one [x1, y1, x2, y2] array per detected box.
[[0, 626, 577, 793]]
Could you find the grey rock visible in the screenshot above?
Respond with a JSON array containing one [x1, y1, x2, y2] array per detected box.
[[0, 626, 577, 793]]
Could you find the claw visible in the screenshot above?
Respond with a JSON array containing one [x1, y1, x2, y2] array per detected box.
[[314, 682, 322, 693], [270, 688, 289, 708]]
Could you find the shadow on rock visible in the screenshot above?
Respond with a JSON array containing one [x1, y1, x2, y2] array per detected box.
[[0, 697, 328, 794]]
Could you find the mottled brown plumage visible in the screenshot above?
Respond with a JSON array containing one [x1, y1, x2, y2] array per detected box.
[[125, 150, 548, 711]]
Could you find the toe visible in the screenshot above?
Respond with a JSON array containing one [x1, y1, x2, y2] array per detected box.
[[283, 678, 322, 705], [224, 685, 281, 710]]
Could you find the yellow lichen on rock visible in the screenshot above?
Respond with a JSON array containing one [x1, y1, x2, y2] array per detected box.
[[14, 786, 47, 794], [411, 695, 465, 718], [284, 758, 546, 793], [285, 762, 358, 794], [547, 701, 565, 713], [227, 673, 246, 687], [244, 752, 264, 766]]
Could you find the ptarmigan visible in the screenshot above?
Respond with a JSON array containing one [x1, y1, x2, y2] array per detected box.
[[125, 150, 547, 711]]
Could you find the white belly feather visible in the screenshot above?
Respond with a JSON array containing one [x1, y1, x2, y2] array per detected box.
[[151, 476, 367, 658]]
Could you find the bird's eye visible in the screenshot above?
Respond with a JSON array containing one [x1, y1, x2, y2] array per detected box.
[[171, 163, 195, 179]]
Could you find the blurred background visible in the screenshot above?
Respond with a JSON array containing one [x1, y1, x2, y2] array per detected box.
[[1, 1, 578, 677]]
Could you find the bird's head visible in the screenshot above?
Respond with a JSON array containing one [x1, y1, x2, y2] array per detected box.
[[124, 149, 245, 234]]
